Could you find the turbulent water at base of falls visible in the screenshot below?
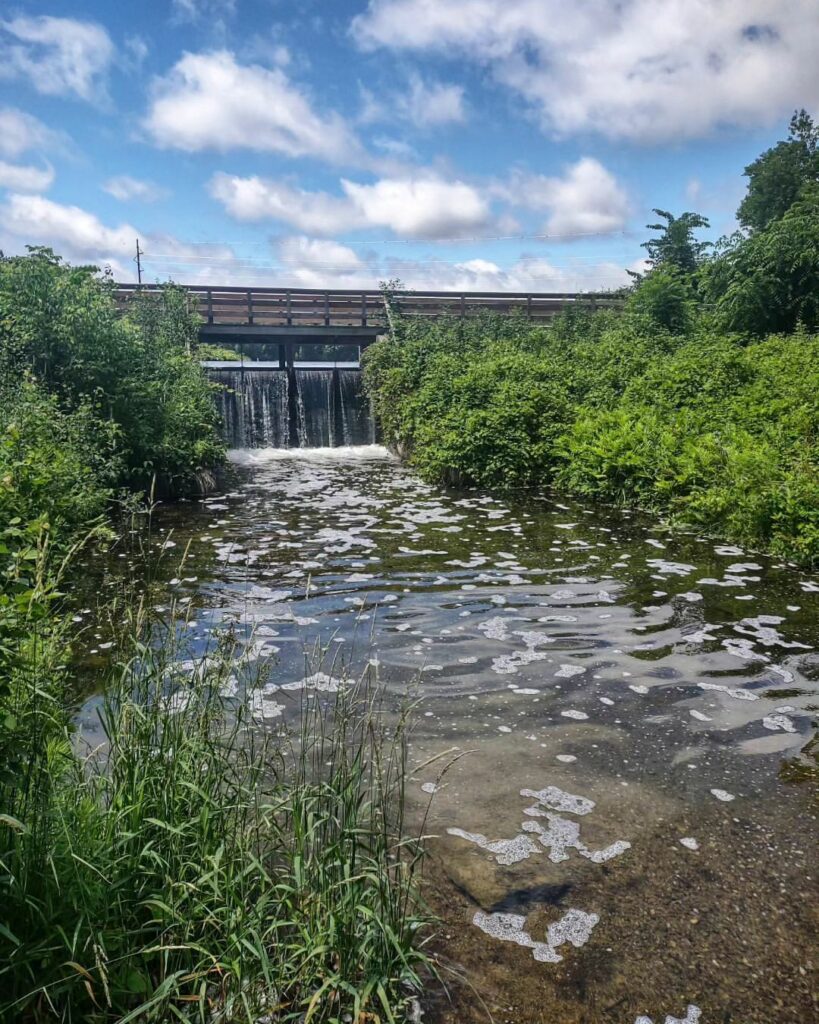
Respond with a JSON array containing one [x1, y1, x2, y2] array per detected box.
[[211, 369, 376, 448]]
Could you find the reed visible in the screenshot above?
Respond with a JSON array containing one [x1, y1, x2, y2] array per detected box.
[[0, 607, 432, 1023]]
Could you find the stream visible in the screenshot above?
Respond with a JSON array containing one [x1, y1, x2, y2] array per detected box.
[[77, 401, 818, 1023]]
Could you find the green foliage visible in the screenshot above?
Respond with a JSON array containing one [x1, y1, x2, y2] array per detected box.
[[626, 268, 696, 333], [637, 208, 711, 276], [703, 186, 819, 335], [364, 313, 819, 566], [0, 621, 431, 1023], [737, 109, 819, 233], [0, 249, 224, 497]]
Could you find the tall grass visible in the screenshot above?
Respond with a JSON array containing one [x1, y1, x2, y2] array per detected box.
[[0, 600, 432, 1023]]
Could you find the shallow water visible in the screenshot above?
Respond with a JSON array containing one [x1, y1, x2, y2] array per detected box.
[[78, 446, 818, 1023]]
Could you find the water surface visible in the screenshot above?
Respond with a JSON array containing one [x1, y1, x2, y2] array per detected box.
[[80, 446, 819, 1023]]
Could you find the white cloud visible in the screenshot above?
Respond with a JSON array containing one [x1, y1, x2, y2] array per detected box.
[[0, 107, 60, 159], [401, 73, 466, 127], [172, 0, 237, 21], [352, 0, 819, 141], [386, 255, 631, 293], [0, 191, 633, 294], [499, 158, 630, 235], [276, 236, 367, 286], [144, 51, 365, 164], [278, 236, 363, 271], [208, 174, 358, 233], [0, 16, 114, 102], [210, 172, 492, 239], [362, 73, 466, 128], [0, 194, 233, 281], [103, 175, 169, 203], [0, 160, 54, 193], [341, 176, 490, 237]]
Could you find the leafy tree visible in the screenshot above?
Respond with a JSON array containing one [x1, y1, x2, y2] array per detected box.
[[737, 109, 819, 233], [637, 209, 711, 276], [626, 267, 696, 334], [703, 185, 819, 335], [0, 248, 224, 493]]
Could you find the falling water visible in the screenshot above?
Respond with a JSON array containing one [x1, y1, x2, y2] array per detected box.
[[210, 368, 375, 448]]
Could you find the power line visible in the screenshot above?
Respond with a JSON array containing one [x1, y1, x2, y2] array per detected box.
[[137, 227, 639, 248]]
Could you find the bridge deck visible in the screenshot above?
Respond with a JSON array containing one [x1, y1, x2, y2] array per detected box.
[[116, 284, 617, 343]]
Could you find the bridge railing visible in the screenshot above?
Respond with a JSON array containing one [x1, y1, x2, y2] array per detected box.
[[114, 284, 621, 328]]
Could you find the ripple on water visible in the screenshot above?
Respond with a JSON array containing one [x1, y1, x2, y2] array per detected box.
[[84, 445, 818, 1024]]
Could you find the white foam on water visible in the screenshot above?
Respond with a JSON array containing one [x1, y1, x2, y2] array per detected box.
[[697, 681, 759, 701], [647, 559, 695, 576], [710, 788, 736, 802], [446, 828, 540, 865], [249, 692, 286, 719], [229, 445, 393, 465], [556, 664, 586, 678], [635, 1007, 702, 1024], [762, 713, 797, 733], [520, 785, 595, 815], [472, 908, 598, 964], [279, 672, 342, 693]]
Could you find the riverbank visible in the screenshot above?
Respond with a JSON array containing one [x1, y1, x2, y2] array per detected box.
[[362, 308, 819, 567]]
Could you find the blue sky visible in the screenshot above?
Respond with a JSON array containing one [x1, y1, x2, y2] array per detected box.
[[1, 0, 817, 291]]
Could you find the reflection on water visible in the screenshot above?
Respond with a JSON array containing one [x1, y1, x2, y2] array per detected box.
[[79, 446, 818, 1023]]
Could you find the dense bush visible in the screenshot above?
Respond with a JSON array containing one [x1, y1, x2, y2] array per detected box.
[[363, 316, 819, 566], [0, 248, 224, 510]]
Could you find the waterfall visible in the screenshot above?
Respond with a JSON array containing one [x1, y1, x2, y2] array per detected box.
[[210, 368, 375, 448]]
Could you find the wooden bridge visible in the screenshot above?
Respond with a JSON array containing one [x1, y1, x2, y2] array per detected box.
[[115, 284, 617, 365]]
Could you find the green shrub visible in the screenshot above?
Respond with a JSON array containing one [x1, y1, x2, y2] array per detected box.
[[364, 307, 819, 566], [0, 248, 224, 498]]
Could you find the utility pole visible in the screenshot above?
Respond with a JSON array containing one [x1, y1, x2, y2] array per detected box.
[[134, 238, 143, 285]]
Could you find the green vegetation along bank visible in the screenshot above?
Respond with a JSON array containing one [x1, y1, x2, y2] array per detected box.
[[363, 113, 819, 568], [0, 250, 430, 1022]]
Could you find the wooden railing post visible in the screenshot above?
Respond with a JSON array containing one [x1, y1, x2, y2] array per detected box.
[[206, 288, 213, 324], [324, 291, 330, 327], [247, 289, 254, 325], [361, 292, 367, 327], [286, 290, 292, 326]]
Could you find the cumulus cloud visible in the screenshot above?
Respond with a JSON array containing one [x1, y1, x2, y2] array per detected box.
[[351, 0, 819, 141], [144, 51, 365, 164], [0, 160, 54, 193], [275, 236, 368, 287], [103, 175, 169, 203], [210, 172, 492, 239], [342, 176, 490, 237], [209, 174, 358, 233], [498, 158, 630, 235], [0, 16, 114, 102], [0, 193, 233, 281]]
